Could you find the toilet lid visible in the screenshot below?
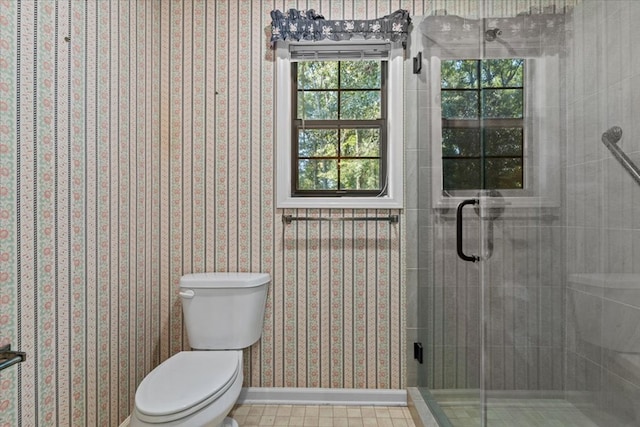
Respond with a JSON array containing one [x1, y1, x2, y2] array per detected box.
[[135, 351, 241, 418]]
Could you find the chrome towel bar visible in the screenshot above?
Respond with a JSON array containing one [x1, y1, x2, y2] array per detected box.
[[0, 344, 26, 372], [282, 214, 399, 224]]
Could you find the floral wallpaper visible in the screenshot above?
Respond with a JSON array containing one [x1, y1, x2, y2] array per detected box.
[[270, 8, 411, 44], [0, 1, 579, 426]]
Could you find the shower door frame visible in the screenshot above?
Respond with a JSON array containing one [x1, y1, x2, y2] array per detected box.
[[409, 5, 567, 426]]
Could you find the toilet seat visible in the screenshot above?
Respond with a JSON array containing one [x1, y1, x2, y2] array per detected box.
[[135, 351, 242, 424]]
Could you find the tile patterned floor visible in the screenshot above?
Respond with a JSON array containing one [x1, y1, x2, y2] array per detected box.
[[228, 404, 417, 427], [440, 401, 600, 427]]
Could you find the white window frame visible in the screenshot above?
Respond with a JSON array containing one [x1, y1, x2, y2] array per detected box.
[[275, 41, 404, 209], [430, 55, 561, 209]]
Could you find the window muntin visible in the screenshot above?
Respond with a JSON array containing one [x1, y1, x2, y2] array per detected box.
[[292, 60, 387, 196], [441, 59, 525, 191]]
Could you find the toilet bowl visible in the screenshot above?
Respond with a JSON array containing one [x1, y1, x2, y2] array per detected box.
[[131, 351, 242, 426], [130, 272, 270, 427]]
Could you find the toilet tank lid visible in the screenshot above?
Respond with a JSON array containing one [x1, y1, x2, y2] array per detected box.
[[180, 272, 270, 288]]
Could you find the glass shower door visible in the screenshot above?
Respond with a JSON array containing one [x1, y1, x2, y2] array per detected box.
[[414, 2, 640, 426], [476, 193, 574, 427], [447, 192, 568, 427], [413, 3, 573, 425]]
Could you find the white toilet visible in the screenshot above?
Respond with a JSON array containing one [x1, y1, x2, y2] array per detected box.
[[129, 272, 270, 427]]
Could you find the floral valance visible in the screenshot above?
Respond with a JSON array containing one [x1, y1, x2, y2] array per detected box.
[[270, 9, 411, 46], [418, 13, 566, 58]]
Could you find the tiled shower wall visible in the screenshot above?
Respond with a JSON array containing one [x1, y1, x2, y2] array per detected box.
[[564, 1, 640, 423]]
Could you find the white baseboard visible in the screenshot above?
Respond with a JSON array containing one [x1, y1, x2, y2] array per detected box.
[[121, 388, 407, 426], [237, 387, 407, 406]]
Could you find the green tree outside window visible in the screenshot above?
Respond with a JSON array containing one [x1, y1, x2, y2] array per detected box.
[[293, 60, 386, 196], [441, 59, 525, 191]]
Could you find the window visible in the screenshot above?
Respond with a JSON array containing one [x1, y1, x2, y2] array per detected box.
[[441, 59, 524, 191], [429, 55, 561, 208], [275, 42, 404, 209], [293, 60, 387, 196]]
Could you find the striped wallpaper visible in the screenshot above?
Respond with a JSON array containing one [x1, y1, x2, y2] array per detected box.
[[0, 1, 579, 426]]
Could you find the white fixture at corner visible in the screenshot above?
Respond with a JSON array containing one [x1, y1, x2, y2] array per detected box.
[[569, 273, 640, 354], [129, 272, 270, 427]]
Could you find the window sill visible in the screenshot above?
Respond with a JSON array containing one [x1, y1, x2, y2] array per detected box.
[[277, 195, 403, 209], [432, 195, 559, 210]]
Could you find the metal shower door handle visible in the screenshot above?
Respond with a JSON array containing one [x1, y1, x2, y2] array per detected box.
[[456, 199, 480, 263]]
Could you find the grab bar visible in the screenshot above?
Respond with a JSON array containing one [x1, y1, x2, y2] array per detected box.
[[282, 214, 399, 224], [0, 344, 26, 372], [601, 126, 640, 186]]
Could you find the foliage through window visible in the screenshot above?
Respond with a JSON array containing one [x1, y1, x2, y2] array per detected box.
[[441, 59, 524, 191], [292, 60, 387, 196]]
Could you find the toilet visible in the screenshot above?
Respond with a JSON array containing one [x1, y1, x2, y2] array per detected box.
[[129, 272, 270, 427]]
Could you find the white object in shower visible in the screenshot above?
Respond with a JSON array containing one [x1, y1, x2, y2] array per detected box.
[[569, 273, 640, 353]]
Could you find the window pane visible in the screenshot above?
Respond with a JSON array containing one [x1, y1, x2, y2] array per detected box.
[[298, 91, 338, 119], [298, 159, 338, 190], [440, 58, 526, 192], [298, 61, 338, 89], [298, 129, 339, 157], [340, 128, 380, 157], [441, 60, 479, 89], [442, 128, 481, 157], [485, 158, 523, 189], [340, 61, 381, 88], [340, 91, 381, 120], [482, 88, 523, 118], [484, 128, 523, 156], [481, 59, 524, 88], [442, 91, 479, 119], [339, 159, 380, 190], [443, 159, 481, 190], [292, 58, 388, 197]]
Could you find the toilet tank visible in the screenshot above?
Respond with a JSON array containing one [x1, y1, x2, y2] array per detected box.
[[180, 272, 270, 350]]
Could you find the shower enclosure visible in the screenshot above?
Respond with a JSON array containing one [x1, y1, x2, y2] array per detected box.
[[406, 1, 640, 426]]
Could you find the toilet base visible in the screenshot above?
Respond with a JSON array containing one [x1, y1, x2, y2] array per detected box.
[[220, 417, 238, 427]]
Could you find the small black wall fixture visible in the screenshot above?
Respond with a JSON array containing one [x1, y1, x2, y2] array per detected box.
[[414, 342, 423, 364], [413, 51, 422, 74]]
